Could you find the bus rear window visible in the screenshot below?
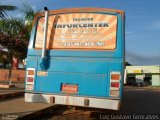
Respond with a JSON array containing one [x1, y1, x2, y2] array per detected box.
[[35, 13, 117, 50]]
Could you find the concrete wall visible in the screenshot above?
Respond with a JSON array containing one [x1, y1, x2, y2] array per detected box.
[[126, 66, 160, 74], [0, 69, 25, 81], [152, 75, 160, 86]]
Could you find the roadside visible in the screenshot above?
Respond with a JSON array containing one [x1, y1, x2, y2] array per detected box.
[[0, 81, 55, 120], [0, 82, 24, 100], [124, 85, 160, 91]]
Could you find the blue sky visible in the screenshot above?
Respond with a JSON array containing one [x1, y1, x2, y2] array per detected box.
[[1, 0, 160, 65]]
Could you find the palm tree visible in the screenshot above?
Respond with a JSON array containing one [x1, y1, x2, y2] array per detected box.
[[0, 17, 30, 39], [0, 1, 17, 19], [20, 1, 39, 30]]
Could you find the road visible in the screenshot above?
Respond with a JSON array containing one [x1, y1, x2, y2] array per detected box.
[[1, 87, 160, 120], [40, 87, 160, 120], [121, 87, 160, 114]]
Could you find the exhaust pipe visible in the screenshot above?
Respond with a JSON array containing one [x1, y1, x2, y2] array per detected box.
[[40, 7, 49, 70], [42, 7, 49, 58]]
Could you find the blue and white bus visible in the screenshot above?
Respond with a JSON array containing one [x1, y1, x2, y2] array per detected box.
[[25, 8, 125, 110]]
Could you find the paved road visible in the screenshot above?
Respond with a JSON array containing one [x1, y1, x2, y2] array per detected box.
[[0, 97, 54, 114], [121, 88, 160, 114], [42, 87, 160, 120], [0, 87, 160, 120]]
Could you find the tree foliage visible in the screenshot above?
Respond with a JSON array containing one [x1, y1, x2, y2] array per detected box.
[[0, 1, 17, 19], [0, 1, 37, 81], [0, 1, 38, 60], [20, 1, 39, 31], [125, 61, 132, 66], [0, 17, 30, 59], [20, 1, 35, 22]]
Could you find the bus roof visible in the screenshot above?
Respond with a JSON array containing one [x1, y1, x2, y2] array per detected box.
[[33, 8, 125, 25]]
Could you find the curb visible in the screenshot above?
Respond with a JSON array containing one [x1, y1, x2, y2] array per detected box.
[[0, 91, 24, 100], [0, 84, 16, 88], [124, 86, 160, 91]]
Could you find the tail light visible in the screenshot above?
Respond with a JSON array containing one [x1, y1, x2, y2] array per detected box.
[[111, 82, 119, 88], [111, 73, 120, 81], [110, 72, 121, 97], [26, 68, 35, 90], [27, 77, 34, 82], [27, 70, 35, 76]]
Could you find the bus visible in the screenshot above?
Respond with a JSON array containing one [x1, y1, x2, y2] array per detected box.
[[25, 7, 125, 110]]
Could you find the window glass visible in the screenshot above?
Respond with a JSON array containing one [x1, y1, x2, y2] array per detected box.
[[35, 13, 117, 50]]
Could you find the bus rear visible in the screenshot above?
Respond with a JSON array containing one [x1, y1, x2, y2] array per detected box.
[[25, 8, 125, 110]]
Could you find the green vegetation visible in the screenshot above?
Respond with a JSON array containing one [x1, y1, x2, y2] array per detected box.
[[0, 1, 39, 82], [0, 1, 39, 63], [125, 61, 132, 66], [0, 0, 17, 19], [20, 1, 39, 31], [0, 18, 30, 59]]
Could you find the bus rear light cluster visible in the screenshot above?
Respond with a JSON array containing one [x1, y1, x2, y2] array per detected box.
[[26, 68, 35, 90], [110, 72, 121, 97]]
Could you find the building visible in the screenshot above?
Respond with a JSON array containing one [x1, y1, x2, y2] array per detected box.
[[125, 66, 160, 86]]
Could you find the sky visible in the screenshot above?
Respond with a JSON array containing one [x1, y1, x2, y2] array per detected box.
[[1, 0, 160, 65]]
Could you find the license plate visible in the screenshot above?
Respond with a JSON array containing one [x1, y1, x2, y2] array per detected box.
[[62, 84, 78, 93]]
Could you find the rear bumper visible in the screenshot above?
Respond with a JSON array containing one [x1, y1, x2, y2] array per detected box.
[[25, 93, 120, 110]]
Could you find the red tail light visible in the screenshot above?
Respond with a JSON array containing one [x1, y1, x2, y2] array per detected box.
[[27, 77, 34, 82], [111, 82, 119, 88]]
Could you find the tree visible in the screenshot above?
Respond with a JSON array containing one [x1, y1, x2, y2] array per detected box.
[[0, 17, 29, 58], [0, 1, 17, 19], [125, 61, 132, 66], [0, 1, 38, 84], [0, 49, 9, 68], [0, 1, 39, 58], [0, 18, 30, 84], [20, 1, 39, 31]]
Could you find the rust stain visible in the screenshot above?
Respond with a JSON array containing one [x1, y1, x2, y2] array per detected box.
[[65, 94, 70, 105]]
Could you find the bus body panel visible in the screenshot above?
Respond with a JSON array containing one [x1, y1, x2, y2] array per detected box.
[[27, 57, 123, 97], [25, 8, 125, 110]]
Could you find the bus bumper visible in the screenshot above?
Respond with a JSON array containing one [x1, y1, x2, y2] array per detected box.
[[25, 93, 120, 110]]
